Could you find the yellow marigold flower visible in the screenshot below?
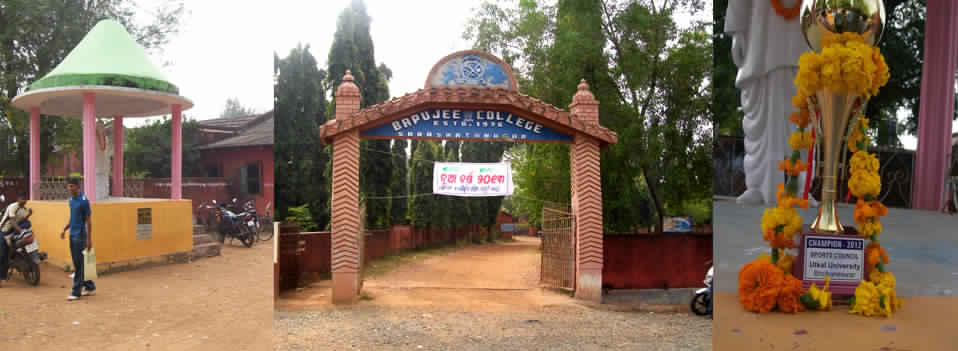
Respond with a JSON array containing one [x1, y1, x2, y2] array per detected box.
[[850, 151, 880, 174], [849, 171, 881, 199], [777, 251, 794, 274], [761, 207, 803, 240], [789, 130, 813, 150], [850, 280, 884, 317], [806, 275, 833, 311]]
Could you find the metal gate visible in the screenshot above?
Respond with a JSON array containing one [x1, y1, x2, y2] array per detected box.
[[540, 206, 575, 291]]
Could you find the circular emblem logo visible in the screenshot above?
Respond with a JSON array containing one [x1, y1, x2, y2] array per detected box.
[[461, 56, 484, 80]]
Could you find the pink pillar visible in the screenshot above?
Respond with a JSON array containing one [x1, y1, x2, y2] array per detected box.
[[912, 3, 958, 211], [82, 93, 97, 201], [171, 105, 182, 200], [113, 116, 124, 197], [29, 108, 40, 200]]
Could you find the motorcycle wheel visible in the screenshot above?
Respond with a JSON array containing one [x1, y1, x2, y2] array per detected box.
[[239, 226, 254, 248], [22, 261, 41, 286], [691, 292, 710, 316], [257, 218, 274, 241]]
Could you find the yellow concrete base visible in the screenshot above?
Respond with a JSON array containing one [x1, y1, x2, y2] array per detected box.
[[30, 198, 193, 272], [714, 292, 958, 350]]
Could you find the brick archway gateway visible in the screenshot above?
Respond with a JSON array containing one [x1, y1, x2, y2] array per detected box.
[[319, 51, 617, 304]]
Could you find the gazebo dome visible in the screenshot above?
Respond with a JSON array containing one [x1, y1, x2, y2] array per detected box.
[[11, 20, 192, 118]]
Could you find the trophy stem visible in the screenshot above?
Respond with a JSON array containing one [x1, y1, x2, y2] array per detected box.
[[810, 89, 858, 233]]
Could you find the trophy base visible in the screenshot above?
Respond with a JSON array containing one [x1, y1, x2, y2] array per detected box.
[[792, 225, 864, 304]]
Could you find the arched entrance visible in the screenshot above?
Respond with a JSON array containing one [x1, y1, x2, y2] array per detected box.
[[319, 51, 617, 304]]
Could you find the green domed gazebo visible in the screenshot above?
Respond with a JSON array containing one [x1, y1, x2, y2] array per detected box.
[[12, 19, 193, 201]]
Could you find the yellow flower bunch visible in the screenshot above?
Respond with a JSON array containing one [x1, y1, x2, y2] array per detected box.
[[789, 130, 813, 150], [801, 275, 833, 311], [777, 184, 810, 210], [793, 32, 890, 107], [761, 207, 803, 238], [849, 169, 881, 199], [776, 250, 794, 274], [851, 272, 903, 317], [855, 200, 888, 238], [850, 150, 880, 174]]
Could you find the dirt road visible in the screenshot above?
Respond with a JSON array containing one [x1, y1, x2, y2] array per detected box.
[[275, 236, 712, 350], [0, 240, 272, 351]]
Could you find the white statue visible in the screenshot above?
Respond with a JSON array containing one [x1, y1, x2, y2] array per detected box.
[[95, 120, 113, 201], [726, 0, 816, 206]]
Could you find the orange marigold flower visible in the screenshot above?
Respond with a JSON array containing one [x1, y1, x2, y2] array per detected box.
[[763, 230, 797, 250], [864, 241, 890, 280], [789, 107, 811, 129], [778, 158, 807, 176], [739, 259, 784, 313], [777, 274, 806, 313]]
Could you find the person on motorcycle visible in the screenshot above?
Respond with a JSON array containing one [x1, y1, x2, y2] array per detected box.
[[0, 192, 33, 288], [60, 178, 96, 300]]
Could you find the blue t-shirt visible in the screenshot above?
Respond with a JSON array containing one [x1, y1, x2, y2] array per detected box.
[[68, 193, 91, 240]]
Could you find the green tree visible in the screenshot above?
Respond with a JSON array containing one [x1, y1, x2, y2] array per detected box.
[[465, 0, 712, 232], [274, 44, 330, 225], [0, 0, 184, 176], [220, 97, 257, 118], [409, 141, 440, 229], [389, 139, 409, 225], [125, 117, 202, 178], [327, 0, 393, 229]]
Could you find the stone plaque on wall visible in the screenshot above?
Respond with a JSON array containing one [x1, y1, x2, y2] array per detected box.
[[136, 208, 152, 240]]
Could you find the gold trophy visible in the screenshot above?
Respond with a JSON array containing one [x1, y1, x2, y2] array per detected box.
[[799, 0, 885, 233]]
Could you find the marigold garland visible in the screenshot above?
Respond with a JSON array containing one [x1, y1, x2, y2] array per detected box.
[[770, 0, 801, 20]]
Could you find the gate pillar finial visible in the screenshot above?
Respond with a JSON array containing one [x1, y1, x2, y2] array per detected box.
[[569, 79, 599, 126]]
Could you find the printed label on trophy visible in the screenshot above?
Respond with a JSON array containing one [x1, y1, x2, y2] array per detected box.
[[801, 235, 865, 282]]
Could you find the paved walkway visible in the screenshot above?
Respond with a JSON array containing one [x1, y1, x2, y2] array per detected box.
[[714, 199, 958, 297]]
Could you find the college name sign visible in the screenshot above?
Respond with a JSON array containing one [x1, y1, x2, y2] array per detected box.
[[361, 109, 571, 142], [433, 162, 514, 197], [801, 235, 865, 282]]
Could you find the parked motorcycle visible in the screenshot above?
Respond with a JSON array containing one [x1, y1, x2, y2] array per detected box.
[[691, 266, 712, 316], [204, 199, 255, 248], [1, 195, 48, 286], [242, 200, 261, 241]]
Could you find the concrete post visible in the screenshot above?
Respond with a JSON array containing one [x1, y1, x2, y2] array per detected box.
[[29, 108, 40, 200], [171, 105, 183, 200], [113, 116, 124, 197], [912, 2, 958, 210], [82, 93, 97, 201]]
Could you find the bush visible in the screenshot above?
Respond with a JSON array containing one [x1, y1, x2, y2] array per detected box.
[[285, 204, 319, 232], [682, 199, 712, 225]]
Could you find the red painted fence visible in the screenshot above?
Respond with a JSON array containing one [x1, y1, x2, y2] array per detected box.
[[602, 233, 713, 290], [276, 225, 712, 293]]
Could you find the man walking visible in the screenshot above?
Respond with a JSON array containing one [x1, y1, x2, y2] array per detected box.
[[60, 178, 96, 300]]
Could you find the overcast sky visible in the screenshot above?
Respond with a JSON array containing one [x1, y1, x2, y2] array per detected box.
[[270, 0, 708, 100], [126, 0, 273, 127]]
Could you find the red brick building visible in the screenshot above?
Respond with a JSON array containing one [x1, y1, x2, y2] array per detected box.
[[195, 111, 274, 214]]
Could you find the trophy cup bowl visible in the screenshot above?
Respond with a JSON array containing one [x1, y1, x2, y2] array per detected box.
[[800, 0, 886, 53]]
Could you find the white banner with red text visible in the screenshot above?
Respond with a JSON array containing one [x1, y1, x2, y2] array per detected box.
[[433, 162, 514, 197]]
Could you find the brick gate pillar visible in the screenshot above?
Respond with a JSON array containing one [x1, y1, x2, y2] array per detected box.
[[569, 80, 603, 302], [331, 71, 363, 304]]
